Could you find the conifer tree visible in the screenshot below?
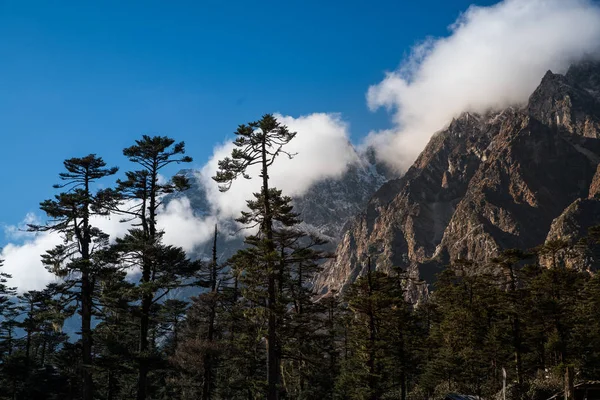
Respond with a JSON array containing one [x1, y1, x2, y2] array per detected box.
[[275, 228, 331, 398], [170, 226, 228, 400], [202, 226, 223, 399], [0, 259, 17, 358], [107, 135, 195, 400], [490, 249, 533, 390], [213, 114, 296, 400], [94, 268, 138, 400], [215, 252, 266, 399], [337, 258, 407, 400], [422, 260, 508, 398], [529, 241, 585, 400], [14, 284, 72, 399], [577, 272, 600, 379], [29, 154, 118, 400], [0, 259, 20, 399]]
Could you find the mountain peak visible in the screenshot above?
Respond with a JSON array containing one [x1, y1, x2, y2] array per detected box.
[[317, 62, 600, 297], [528, 63, 600, 137]]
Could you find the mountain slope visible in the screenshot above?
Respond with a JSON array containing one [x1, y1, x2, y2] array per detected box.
[[316, 61, 600, 296]]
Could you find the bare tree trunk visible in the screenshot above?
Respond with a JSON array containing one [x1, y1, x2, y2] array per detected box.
[[202, 225, 219, 400], [366, 257, 377, 400], [137, 286, 152, 400], [262, 140, 280, 400], [137, 160, 158, 400], [564, 366, 574, 400], [81, 272, 94, 400]]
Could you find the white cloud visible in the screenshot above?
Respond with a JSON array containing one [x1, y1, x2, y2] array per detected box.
[[2, 213, 42, 241], [1, 231, 60, 292], [157, 196, 218, 253], [2, 113, 356, 291], [366, 0, 600, 170], [199, 112, 358, 220], [1, 212, 132, 292]]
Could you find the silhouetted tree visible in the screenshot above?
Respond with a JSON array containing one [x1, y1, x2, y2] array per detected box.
[[213, 114, 296, 400], [29, 154, 118, 400]]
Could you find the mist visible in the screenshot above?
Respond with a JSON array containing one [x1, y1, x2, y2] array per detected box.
[[366, 0, 600, 171]]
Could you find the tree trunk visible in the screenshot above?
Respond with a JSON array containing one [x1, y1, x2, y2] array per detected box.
[[400, 370, 407, 400], [565, 365, 574, 400], [262, 140, 280, 400], [137, 160, 158, 400], [25, 302, 33, 377], [81, 272, 94, 400], [137, 289, 152, 400], [399, 334, 407, 400], [366, 257, 377, 400], [202, 226, 219, 400], [107, 370, 115, 400], [508, 264, 524, 387], [81, 171, 94, 400], [40, 333, 47, 366]]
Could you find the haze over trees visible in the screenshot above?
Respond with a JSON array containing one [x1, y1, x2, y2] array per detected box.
[[0, 115, 599, 400]]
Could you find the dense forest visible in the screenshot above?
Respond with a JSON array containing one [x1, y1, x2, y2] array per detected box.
[[1, 114, 599, 400]]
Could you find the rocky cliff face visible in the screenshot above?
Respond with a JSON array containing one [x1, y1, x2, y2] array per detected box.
[[317, 61, 600, 296]]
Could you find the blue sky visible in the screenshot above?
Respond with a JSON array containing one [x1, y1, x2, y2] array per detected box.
[[0, 0, 499, 239]]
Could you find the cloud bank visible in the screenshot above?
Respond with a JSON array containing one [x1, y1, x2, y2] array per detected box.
[[0, 199, 220, 292], [2, 220, 60, 292], [366, 0, 600, 170], [1, 113, 357, 292]]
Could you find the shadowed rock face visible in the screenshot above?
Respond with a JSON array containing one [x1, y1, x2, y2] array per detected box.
[[540, 197, 600, 272], [317, 61, 600, 297]]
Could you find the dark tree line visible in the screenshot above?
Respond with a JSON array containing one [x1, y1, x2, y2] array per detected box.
[[0, 115, 600, 400]]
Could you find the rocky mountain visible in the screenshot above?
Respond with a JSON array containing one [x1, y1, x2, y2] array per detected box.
[[316, 60, 600, 297]]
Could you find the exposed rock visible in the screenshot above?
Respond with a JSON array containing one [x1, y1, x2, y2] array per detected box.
[[547, 198, 600, 244], [589, 164, 600, 198], [542, 198, 600, 271], [528, 67, 600, 138], [317, 61, 600, 296]]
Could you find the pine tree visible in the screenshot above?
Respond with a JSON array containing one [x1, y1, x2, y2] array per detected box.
[[0, 259, 17, 358], [0, 259, 20, 399], [573, 226, 600, 380], [198, 225, 223, 400], [94, 268, 138, 400], [337, 258, 406, 400], [422, 260, 508, 398], [106, 135, 195, 400], [529, 241, 586, 400], [576, 272, 600, 379], [490, 249, 533, 391], [213, 114, 296, 400], [14, 284, 72, 399], [274, 227, 330, 398], [28, 154, 118, 400], [215, 252, 267, 400], [315, 291, 345, 399], [170, 226, 227, 399]]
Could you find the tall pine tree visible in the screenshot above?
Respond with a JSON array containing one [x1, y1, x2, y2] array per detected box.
[[213, 114, 295, 400], [29, 154, 118, 400], [107, 135, 195, 400]]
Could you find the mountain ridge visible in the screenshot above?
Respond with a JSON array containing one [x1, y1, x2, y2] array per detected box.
[[316, 60, 600, 297]]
